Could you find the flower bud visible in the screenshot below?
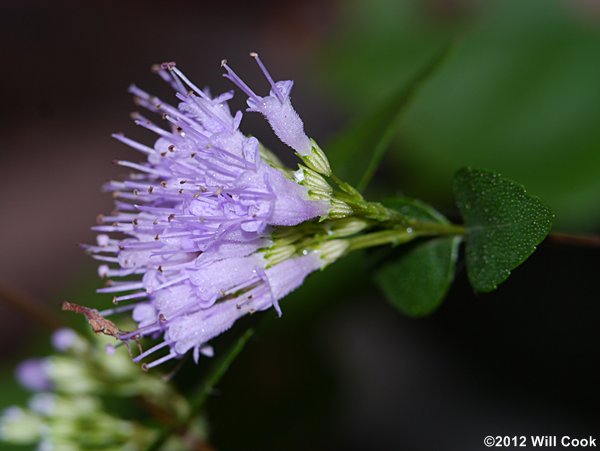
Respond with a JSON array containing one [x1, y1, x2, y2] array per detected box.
[[301, 139, 331, 176]]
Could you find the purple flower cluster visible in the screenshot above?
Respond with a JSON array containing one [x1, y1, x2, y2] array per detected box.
[[87, 56, 330, 369]]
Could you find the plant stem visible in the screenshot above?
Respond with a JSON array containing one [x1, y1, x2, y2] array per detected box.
[[407, 220, 466, 236], [547, 232, 600, 248], [188, 328, 254, 416], [346, 222, 465, 252], [347, 229, 414, 252], [357, 40, 456, 192], [0, 281, 64, 330], [145, 329, 254, 451]]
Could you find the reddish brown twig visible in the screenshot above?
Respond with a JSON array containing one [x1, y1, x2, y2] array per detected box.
[[61, 301, 122, 337], [547, 232, 600, 248], [61, 300, 143, 358]]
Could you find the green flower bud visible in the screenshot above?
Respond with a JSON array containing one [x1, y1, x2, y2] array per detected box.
[[300, 139, 331, 176], [294, 165, 333, 202], [324, 217, 370, 237], [312, 239, 349, 266], [0, 407, 43, 444], [327, 198, 354, 219]]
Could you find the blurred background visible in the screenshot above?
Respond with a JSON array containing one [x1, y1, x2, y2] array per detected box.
[[1, 0, 600, 450]]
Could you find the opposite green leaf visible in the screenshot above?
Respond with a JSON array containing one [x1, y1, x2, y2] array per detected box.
[[375, 197, 459, 316], [375, 236, 460, 317], [382, 196, 449, 224], [453, 167, 554, 292]]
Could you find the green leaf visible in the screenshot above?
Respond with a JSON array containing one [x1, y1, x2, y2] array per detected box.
[[375, 236, 460, 317], [382, 196, 449, 223], [453, 167, 554, 292], [326, 41, 454, 191], [321, 0, 600, 229], [374, 196, 459, 316]]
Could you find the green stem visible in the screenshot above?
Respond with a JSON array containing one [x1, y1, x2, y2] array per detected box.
[[346, 222, 465, 252], [188, 329, 254, 415], [335, 195, 466, 235], [145, 329, 254, 451], [356, 40, 456, 192], [407, 221, 466, 236], [347, 229, 415, 252]]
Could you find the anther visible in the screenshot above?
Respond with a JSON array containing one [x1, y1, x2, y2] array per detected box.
[[250, 51, 285, 103], [160, 61, 176, 70]]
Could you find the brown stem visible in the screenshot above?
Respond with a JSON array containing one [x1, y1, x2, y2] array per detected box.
[[0, 281, 65, 330], [547, 232, 600, 248]]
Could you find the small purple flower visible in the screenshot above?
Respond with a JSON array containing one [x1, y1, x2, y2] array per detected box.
[[15, 359, 52, 392], [85, 57, 333, 369], [51, 328, 77, 352], [131, 253, 323, 369], [222, 53, 312, 156]]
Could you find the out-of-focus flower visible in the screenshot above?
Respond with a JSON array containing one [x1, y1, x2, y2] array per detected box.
[[51, 328, 77, 352], [0, 330, 194, 450], [84, 55, 355, 369], [15, 359, 52, 392]]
